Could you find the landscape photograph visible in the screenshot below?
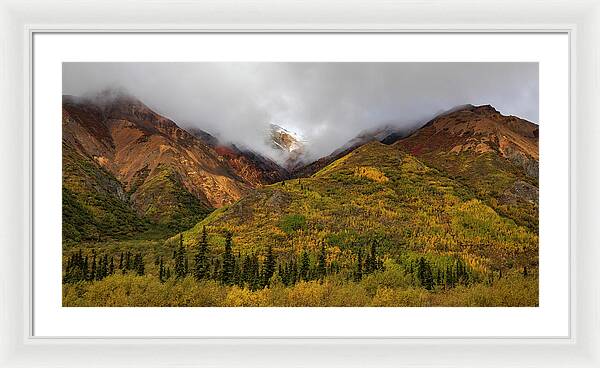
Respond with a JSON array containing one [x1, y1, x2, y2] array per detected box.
[[62, 62, 539, 307]]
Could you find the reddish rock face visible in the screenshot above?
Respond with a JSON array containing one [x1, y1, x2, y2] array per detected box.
[[396, 104, 538, 164], [393, 104, 539, 231], [213, 145, 289, 186], [187, 129, 290, 186], [62, 94, 287, 215]]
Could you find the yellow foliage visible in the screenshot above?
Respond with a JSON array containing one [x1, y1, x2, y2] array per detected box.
[[354, 166, 389, 183], [224, 287, 270, 307]]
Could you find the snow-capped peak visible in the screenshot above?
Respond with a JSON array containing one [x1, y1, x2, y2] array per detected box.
[[269, 124, 305, 153]]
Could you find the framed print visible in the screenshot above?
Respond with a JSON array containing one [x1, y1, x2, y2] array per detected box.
[[1, 0, 599, 367], [33, 33, 567, 338]]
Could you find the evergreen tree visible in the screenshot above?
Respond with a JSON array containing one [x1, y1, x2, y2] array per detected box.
[[136, 254, 145, 276], [289, 259, 297, 285], [241, 254, 251, 286], [316, 242, 327, 279], [211, 258, 221, 281], [194, 226, 210, 280], [300, 251, 310, 282], [103, 254, 109, 278], [354, 250, 363, 281], [96, 255, 103, 280], [417, 257, 434, 290], [159, 257, 165, 283], [455, 258, 463, 284], [126, 251, 132, 270], [175, 233, 187, 279], [263, 244, 276, 287], [248, 254, 261, 291], [221, 232, 235, 285], [82, 255, 88, 280], [184, 255, 188, 276], [234, 260, 242, 286], [278, 264, 286, 285], [444, 266, 450, 289], [90, 250, 97, 280], [368, 242, 377, 273]]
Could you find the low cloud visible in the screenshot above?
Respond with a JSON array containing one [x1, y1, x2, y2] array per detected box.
[[63, 62, 538, 162]]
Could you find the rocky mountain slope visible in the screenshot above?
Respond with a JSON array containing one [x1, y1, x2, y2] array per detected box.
[[180, 141, 538, 277], [292, 125, 410, 178], [394, 104, 539, 230], [62, 94, 287, 239], [63, 95, 539, 247], [268, 124, 307, 170], [187, 127, 289, 186], [62, 142, 150, 242]]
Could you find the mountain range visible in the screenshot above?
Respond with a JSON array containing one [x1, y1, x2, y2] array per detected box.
[[62, 94, 284, 239], [62, 93, 538, 244]]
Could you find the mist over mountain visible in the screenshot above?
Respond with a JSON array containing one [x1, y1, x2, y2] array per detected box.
[[61, 62, 541, 308], [63, 62, 539, 165]]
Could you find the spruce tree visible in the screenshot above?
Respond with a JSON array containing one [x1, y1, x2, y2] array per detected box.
[[103, 254, 109, 278], [417, 257, 434, 290], [194, 226, 209, 280], [263, 244, 276, 287], [82, 255, 88, 281], [354, 250, 363, 281], [136, 254, 145, 276], [175, 233, 187, 279], [364, 251, 372, 275], [279, 264, 287, 285], [288, 259, 297, 285], [211, 258, 221, 281], [368, 242, 377, 273], [90, 250, 97, 281], [159, 257, 165, 282], [248, 254, 260, 291], [241, 255, 251, 286], [126, 251, 132, 270], [300, 251, 310, 282], [445, 264, 454, 289], [96, 255, 103, 280], [221, 232, 235, 285], [316, 242, 326, 279], [184, 255, 188, 276]]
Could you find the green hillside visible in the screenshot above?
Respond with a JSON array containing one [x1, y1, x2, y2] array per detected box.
[[62, 143, 149, 243], [131, 164, 212, 232], [179, 141, 537, 283], [63, 141, 538, 306], [400, 150, 539, 231]]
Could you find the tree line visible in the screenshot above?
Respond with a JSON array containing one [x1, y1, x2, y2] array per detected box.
[[402, 255, 474, 290], [167, 227, 381, 290], [64, 227, 482, 292], [64, 227, 385, 288], [64, 249, 145, 283]]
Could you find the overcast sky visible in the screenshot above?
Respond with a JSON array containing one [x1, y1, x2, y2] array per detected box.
[[63, 62, 538, 161]]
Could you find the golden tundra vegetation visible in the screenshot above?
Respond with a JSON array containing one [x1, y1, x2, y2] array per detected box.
[[63, 140, 538, 307]]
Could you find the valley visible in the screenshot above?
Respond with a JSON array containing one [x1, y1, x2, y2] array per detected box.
[[62, 94, 539, 307]]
